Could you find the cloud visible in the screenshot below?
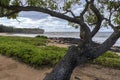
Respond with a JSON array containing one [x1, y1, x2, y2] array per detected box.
[[0, 15, 79, 32], [0, 11, 113, 32]]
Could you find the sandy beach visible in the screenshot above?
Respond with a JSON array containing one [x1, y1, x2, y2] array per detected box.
[[0, 55, 120, 80], [0, 33, 13, 36]]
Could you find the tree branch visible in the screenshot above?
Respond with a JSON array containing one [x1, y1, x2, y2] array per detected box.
[[0, 4, 92, 39], [69, 10, 76, 18], [94, 31, 120, 58], [90, 3, 103, 37], [0, 3, 93, 42], [80, 1, 90, 21], [104, 17, 115, 31], [103, 10, 116, 31], [0, 5, 80, 24], [65, 9, 76, 18]]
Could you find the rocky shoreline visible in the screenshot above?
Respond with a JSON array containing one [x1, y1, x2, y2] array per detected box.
[[49, 37, 120, 53]]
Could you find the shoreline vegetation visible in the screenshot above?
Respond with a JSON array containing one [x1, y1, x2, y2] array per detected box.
[[0, 25, 44, 34], [0, 35, 119, 68], [0, 34, 120, 80]]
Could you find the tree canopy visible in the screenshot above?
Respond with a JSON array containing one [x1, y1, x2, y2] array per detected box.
[[0, 0, 120, 45], [0, 0, 120, 39], [0, 0, 120, 80], [0, 0, 120, 27]]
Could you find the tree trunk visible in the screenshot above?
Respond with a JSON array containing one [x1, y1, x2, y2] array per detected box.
[[44, 31, 120, 80], [44, 45, 88, 80]]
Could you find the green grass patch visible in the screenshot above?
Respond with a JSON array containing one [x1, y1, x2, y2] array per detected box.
[[0, 36, 66, 67], [0, 36, 48, 46], [92, 51, 120, 69], [0, 41, 66, 67], [0, 36, 120, 69]]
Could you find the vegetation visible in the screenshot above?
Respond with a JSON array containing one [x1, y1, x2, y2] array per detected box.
[[0, 36, 119, 69], [0, 36, 66, 67], [35, 35, 48, 39], [93, 51, 120, 69], [0, 25, 44, 34], [0, 36, 48, 46], [0, 25, 14, 32], [0, 0, 120, 79]]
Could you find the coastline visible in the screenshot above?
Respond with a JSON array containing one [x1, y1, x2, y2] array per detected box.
[[0, 32, 120, 54], [0, 33, 120, 80], [1, 32, 120, 46]]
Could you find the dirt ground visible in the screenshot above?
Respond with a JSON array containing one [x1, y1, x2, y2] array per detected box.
[[0, 55, 120, 80]]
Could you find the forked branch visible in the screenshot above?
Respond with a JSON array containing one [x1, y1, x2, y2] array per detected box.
[[0, 4, 81, 24], [79, 1, 90, 21], [90, 3, 103, 37]]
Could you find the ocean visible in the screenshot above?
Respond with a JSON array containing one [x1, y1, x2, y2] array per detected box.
[[12, 32, 120, 46]]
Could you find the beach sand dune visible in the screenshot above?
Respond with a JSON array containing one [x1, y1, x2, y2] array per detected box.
[[0, 55, 120, 80]]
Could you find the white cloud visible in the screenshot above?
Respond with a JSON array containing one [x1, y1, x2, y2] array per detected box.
[[0, 16, 79, 32], [0, 11, 113, 32]]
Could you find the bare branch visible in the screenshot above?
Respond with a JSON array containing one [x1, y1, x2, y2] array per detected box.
[[68, 10, 76, 18], [18, 0, 24, 6], [0, 2, 91, 41], [104, 18, 115, 31], [105, 10, 116, 31], [80, 2, 90, 21], [62, 9, 79, 18], [0, 5, 81, 24], [94, 31, 120, 58], [90, 3, 103, 37], [16, 18, 21, 23]]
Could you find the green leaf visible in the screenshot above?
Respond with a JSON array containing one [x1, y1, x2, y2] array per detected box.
[[0, 0, 9, 6], [11, 0, 20, 6]]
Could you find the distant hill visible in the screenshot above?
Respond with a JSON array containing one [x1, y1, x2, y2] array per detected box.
[[0, 25, 44, 34]]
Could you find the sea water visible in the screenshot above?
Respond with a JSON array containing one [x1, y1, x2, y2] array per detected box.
[[13, 32, 120, 46]]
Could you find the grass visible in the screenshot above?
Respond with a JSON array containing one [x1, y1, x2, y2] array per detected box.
[[0, 36, 120, 69], [0, 36, 48, 46], [0, 36, 66, 67], [92, 51, 120, 69]]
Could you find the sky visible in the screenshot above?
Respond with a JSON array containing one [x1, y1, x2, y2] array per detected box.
[[0, 11, 113, 32], [0, 11, 81, 32], [0, 0, 113, 32]]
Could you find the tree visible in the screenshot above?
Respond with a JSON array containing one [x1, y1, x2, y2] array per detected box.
[[0, 0, 120, 80]]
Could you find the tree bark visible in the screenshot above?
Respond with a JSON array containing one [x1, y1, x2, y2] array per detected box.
[[44, 45, 88, 80], [44, 31, 120, 80], [92, 31, 120, 58]]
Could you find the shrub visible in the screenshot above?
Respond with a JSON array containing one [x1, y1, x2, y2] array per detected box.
[[92, 51, 120, 69], [0, 38, 66, 67], [0, 36, 120, 69], [0, 36, 48, 46], [35, 35, 48, 39]]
